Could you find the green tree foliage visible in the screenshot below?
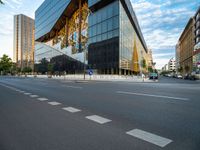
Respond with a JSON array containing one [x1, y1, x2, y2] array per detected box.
[[0, 0, 4, 4], [141, 58, 147, 69], [148, 66, 153, 73], [10, 63, 17, 75], [22, 67, 32, 73], [0, 54, 12, 75], [47, 64, 53, 74], [34, 58, 49, 74], [178, 66, 183, 73]]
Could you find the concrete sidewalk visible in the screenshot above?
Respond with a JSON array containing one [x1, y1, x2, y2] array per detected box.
[[19, 74, 157, 83]]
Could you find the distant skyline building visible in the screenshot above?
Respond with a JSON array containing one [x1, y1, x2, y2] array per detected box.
[[162, 64, 168, 72], [168, 57, 176, 72], [34, 0, 149, 75], [13, 14, 34, 69], [147, 49, 153, 68]]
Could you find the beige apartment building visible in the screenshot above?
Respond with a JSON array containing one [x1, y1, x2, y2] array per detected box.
[[13, 14, 34, 70], [178, 17, 195, 75]]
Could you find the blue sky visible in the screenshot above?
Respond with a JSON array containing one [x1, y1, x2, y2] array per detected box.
[[131, 0, 199, 68], [0, 0, 199, 69]]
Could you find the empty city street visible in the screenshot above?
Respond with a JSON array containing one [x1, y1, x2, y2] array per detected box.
[[0, 76, 200, 150]]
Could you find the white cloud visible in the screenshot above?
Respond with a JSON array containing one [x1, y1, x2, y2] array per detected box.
[[154, 58, 171, 69], [153, 52, 175, 58]]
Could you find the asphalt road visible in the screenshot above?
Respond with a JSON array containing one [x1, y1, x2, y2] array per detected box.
[[0, 76, 200, 150]]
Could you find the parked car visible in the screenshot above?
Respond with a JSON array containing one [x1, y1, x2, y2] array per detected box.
[[184, 74, 196, 80], [177, 75, 183, 79], [184, 74, 189, 80], [149, 73, 158, 80], [167, 74, 172, 77], [189, 75, 196, 80]]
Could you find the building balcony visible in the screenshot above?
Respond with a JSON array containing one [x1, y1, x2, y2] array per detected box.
[[196, 13, 200, 22], [195, 33, 200, 38]]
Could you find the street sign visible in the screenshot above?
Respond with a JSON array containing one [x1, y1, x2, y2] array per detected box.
[[88, 69, 93, 76]]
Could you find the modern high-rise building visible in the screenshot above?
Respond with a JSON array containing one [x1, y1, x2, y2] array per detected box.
[[13, 14, 35, 69], [35, 0, 148, 75], [178, 17, 195, 75]]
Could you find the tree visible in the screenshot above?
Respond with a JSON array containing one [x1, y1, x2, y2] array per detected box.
[[0, 54, 12, 75], [47, 64, 53, 75], [148, 66, 153, 73], [178, 66, 183, 74], [141, 58, 147, 69], [22, 67, 32, 73], [0, 0, 4, 4], [34, 58, 49, 74], [184, 65, 190, 74], [10, 63, 17, 75]]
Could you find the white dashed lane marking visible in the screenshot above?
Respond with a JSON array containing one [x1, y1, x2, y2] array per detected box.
[[117, 91, 189, 101], [126, 129, 172, 148], [86, 115, 112, 124], [30, 95, 39, 98], [24, 93, 31, 95], [19, 90, 25, 93], [62, 107, 81, 113], [37, 98, 48, 101], [62, 85, 83, 89], [48, 101, 61, 106]]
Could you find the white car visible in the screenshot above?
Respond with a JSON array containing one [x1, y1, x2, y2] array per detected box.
[[177, 75, 183, 79]]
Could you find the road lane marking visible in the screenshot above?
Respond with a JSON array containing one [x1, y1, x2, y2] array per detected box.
[[126, 129, 172, 147], [30, 95, 39, 98], [24, 93, 31, 95], [37, 98, 48, 101], [62, 85, 83, 89], [62, 107, 81, 113], [117, 91, 189, 101], [86, 115, 112, 124], [48, 101, 61, 106]]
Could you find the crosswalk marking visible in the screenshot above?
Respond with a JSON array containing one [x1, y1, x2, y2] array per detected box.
[[86, 115, 111, 124], [62, 107, 81, 113], [48, 101, 61, 106], [37, 98, 48, 101], [30, 95, 39, 98]]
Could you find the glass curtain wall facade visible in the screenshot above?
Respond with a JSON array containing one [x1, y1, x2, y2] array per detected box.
[[35, 0, 89, 73], [119, 1, 147, 75], [35, 0, 148, 75], [35, 0, 70, 40], [88, 1, 119, 74]]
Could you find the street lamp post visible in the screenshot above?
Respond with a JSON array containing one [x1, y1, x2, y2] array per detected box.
[[83, 46, 86, 80], [83, 43, 88, 80]]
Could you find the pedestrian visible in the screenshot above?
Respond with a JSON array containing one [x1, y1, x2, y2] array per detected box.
[[142, 73, 145, 82]]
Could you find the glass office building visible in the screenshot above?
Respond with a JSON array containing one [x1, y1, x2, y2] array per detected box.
[[14, 14, 35, 69], [35, 0, 148, 74]]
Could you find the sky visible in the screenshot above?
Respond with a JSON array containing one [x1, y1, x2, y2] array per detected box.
[[0, 0, 199, 69]]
